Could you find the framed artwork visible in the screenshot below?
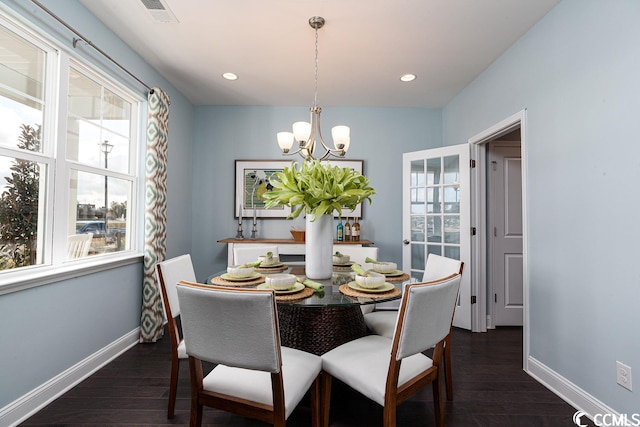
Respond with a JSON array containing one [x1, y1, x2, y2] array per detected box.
[[235, 160, 293, 219], [322, 159, 365, 219]]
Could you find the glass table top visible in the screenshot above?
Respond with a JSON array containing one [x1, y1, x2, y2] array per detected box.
[[207, 264, 406, 308]]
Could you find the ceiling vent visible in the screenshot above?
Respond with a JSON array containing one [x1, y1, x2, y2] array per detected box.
[[140, 0, 178, 23]]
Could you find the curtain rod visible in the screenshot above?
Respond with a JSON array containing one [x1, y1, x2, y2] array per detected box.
[[30, 0, 154, 94]]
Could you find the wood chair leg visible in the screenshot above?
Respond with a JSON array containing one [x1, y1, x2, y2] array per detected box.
[[444, 333, 453, 400], [190, 398, 202, 427], [188, 357, 204, 427], [167, 354, 179, 418], [432, 375, 444, 427], [320, 372, 332, 427], [310, 376, 321, 427], [383, 404, 397, 427]]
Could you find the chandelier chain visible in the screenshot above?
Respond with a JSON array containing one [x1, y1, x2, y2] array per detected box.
[[314, 25, 319, 108], [276, 16, 349, 161]]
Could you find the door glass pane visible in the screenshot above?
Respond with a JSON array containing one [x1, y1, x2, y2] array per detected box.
[[427, 188, 441, 213], [444, 246, 460, 260], [427, 245, 442, 257], [444, 215, 460, 244], [443, 155, 460, 184], [410, 188, 425, 214], [411, 216, 424, 241], [410, 160, 424, 186], [411, 243, 425, 271], [444, 185, 460, 213], [426, 158, 440, 185], [427, 216, 441, 243], [410, 272, 423, 281]]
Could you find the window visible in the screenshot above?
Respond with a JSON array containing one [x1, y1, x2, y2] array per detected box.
[[0, 13, 141, 277]]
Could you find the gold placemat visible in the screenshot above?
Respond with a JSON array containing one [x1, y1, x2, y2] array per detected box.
[[384, 272, 410, 282], [210, 275, 266, 287], [338, 284, 401, 299], [275, 286, 314, 301], [254, 264, 288, 273]]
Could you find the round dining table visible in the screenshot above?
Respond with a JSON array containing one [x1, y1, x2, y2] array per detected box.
[[207, 263, 409, 355]]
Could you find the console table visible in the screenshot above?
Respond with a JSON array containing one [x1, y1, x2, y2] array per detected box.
[[218, 238, 374, 265]]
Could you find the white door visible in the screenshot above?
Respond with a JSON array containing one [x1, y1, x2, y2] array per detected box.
[[488, 142, 523, 326], [402, 145, 471, 330]]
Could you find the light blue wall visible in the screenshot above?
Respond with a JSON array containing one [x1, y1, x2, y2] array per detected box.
[[0, 0, 195, 409], [3, 0, 637, 419], [443, 0, 639, 413], [0, 263, 142, 405], [190, 106, 441, 279]]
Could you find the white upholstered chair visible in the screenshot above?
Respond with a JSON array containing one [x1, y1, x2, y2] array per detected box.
[[67, 234, 92, 259], [233, 245, 279, 265], [321, 273, 462, 427], [155, 254, 197, 419], [176, 281, 322, 427], [364, 254, 464, 400]]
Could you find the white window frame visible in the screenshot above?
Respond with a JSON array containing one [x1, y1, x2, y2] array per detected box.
[[0, 9, 144, 294]]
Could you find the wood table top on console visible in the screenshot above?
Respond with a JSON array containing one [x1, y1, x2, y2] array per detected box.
[[218, 238, 374, 245]]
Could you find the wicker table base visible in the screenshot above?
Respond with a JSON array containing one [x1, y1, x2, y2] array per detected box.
[[277, 304, 368, 355]]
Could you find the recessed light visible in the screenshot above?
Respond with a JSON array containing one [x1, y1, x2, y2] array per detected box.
[[400, 74, 417, 82], [222, 72, 238, 81]]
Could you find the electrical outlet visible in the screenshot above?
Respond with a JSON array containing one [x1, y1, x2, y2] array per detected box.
[[616, 361, 632, 391]]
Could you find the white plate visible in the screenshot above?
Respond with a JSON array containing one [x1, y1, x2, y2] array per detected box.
[[257, 261, 285, 268], [371, 269, 404, 277], [257, 282, 305, 294], [220, 272, 262, 282], [333, 261, 355, 266], [347, 281, 395, 293]]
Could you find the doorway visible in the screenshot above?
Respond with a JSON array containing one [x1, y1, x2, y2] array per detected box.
[[487, 133, 523, 327], [468, 110, 529, 367]]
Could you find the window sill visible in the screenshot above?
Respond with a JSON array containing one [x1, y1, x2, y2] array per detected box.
[[0, 252, 144, 296]]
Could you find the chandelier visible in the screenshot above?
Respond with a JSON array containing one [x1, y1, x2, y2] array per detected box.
[[276, 16, 350, 161]]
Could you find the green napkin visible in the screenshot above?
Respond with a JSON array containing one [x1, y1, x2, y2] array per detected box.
[[238, 260, 262, 268], [297, 277, 324, 292], [351, 263, 368, 276]]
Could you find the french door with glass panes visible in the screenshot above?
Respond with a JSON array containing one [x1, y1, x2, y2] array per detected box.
[[402, 145, 471, 329]]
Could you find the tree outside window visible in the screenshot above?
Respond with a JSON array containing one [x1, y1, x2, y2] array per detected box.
[[0, 124, 41, 268]]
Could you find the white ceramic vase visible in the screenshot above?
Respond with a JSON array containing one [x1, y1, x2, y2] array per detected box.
[[305, 213, 333, 279]]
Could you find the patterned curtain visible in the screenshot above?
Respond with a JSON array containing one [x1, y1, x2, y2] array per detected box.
[[140, 88, 170, 343]]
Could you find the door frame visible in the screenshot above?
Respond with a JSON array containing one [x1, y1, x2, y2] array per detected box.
[[468, 110, 529, 367]]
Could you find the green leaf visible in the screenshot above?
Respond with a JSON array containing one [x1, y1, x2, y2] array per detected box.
[[261, 159, 376, 218]]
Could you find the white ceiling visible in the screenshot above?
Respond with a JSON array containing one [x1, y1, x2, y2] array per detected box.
[[79, 0, 560, 108]]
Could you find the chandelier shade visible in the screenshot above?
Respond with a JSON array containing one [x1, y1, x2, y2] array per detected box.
[[276, 16, 350, 161]]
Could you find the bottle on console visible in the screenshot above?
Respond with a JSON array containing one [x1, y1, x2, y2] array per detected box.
[[336, 219, 344, 241], [352, 217, 360, 241], [344, 217, 351, 241]]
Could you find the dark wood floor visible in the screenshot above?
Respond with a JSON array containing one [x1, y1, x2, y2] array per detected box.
[[21, 326, 592, 427]]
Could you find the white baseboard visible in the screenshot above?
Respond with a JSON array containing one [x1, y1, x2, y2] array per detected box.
[[527, 355, 619, 421], [0, 328, 140, 427]]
